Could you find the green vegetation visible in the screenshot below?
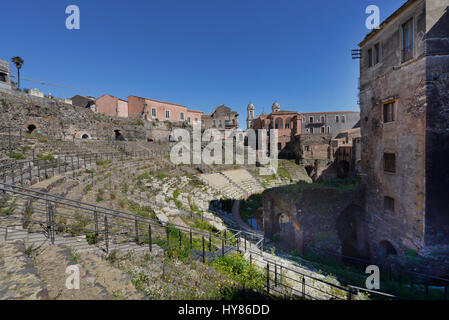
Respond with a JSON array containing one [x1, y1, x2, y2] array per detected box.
[[96, 159, 112, 166], [240, 193, 262, 222], [37, 153, 54, 160], [211, 252, 266, 290], [298, 177, 361, 192], [193, 218, 219, 233], [128, 201, 158, 220], [8, 152, 25, 160]]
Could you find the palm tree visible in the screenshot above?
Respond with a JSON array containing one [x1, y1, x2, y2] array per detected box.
[[11, 56, 24, 89]]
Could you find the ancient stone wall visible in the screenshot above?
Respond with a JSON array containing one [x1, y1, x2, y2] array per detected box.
[[262, 184, 366, 257], [359, 0, 427, 258], [0, 90, 146, 141]]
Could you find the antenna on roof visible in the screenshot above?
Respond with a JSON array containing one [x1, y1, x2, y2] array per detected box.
[[352, 49, 361, 60]]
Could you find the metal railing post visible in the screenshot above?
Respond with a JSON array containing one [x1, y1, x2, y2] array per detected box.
[[190, 229, 192, 248], [202, 236, 205, 263], [94, 210, 98, 244], [104, 215, 109, 254], [275, 263, 278, 286], [148, 224, 152, 252], [135, 219, 139, 243], [302, 276, 305, 298], [19, 163, 23, 186], [266, 263, 270, 294]]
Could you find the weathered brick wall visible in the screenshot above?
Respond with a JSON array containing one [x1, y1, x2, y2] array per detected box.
[[359, 0, 427, 257], [262, 184, 366, 257], [0, 90, 146, 140]]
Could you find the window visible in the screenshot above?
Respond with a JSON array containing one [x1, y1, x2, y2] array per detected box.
[[375, 43, 381, 64], [219, 120, 222, 127], [306, 128, 309, 133], [321, 126, 325, 133], [402, 18, 414, 62], [310, 127, 314, 134], [285, 122, 290, 129], [180, 112, 184, 120], [368, 48, 373, 67], [187, 117, 191, 124], [151, 108, 157, 117], [336, 116, 340, 123], [194, 118, 198, 123], [212, 120, 216, 127], [304, 145, 310, 152], [384, 196, 395, 213], [383, 101, 396, 123], [320, 116, 325, 123], [341, 115, 345, 123], [309, 117, 314, 123], [327, 126, 330, 133], [165, 110, 170, 120], [384, 153, 396, 173], [0, 73, 6, 82]]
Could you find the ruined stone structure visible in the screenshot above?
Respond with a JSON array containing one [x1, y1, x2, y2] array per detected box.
[[0, 59, 11, 91], [201, 105, 239, 132], [1, 90, 146, 141], [71, 95, 96, 112], [359, 0, 449, 267], [262, 184, 367, 257], [332, 128, 362, 178]]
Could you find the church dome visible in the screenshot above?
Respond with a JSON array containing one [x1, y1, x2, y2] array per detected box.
[[247, 102, 255, 110]]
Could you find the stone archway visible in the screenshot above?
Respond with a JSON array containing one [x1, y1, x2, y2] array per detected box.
[[81, 134, 90, 139], [336, 204, 370, 261], [337, 160, 350, 178], [114, 129, 125, 141], [23, 121, 40, 134], [378, 240, 397, 261]]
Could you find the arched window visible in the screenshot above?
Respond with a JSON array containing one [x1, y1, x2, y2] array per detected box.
[[285, 117, 291, 129], [275, 118, 283, 129]]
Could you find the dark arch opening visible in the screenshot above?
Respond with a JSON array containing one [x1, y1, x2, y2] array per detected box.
[[378, 240, 397, 261], [336, 204, 370, 263], [81, 134, 90, 139], [305, 166, 314, 177], [27, 124, 36, 134], [337, 160, 350, 179], [114, 129, 125, 141]]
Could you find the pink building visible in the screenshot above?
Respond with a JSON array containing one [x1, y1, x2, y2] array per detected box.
[[96, 94, 129, 118], [127, 95, 202, 123]]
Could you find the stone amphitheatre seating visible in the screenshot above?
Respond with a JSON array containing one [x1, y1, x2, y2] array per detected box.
[[221, 169, 264, 195], [199, 172, 245, 199]]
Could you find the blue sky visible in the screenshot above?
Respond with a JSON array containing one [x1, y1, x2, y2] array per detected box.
[[2, 0, 406, 126]]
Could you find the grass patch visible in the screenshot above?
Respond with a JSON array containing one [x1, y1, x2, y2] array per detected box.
[[211, 252, 266, 290], [8, 152, 25, 160]]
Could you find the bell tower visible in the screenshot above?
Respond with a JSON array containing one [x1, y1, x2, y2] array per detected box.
[[247, 102, 255, 129]]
